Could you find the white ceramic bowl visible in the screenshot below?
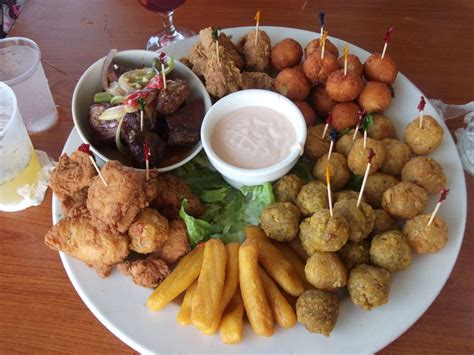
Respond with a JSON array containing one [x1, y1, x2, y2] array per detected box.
[[72, 50, 212, 172], [201, 89, 307, 188]]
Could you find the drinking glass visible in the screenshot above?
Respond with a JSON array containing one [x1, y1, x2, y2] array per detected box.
[[137, 0, 195, 51], [0, 37, 57, 134], [0, 82, 41, 212]]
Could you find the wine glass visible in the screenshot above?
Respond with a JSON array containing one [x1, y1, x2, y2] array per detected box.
[[138, 0, 195, 51]]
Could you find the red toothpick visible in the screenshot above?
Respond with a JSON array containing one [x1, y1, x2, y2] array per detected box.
[[357, 148, 375, 208], [418, 96, 426, 128], [144, 140, 150, 181], [322, 111, 332, 139], [78, 144, 107, 187], [159, 52, 167, 89], [381, 26, 394, 59], [353, 109, 366, 140], [427, 188, 449, 226]]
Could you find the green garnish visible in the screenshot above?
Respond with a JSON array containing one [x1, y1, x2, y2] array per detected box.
[[338, 127, 351, 138], [94, 92, 114, 103], [110, 95, 125, 105], [361, 113, 374, 131]]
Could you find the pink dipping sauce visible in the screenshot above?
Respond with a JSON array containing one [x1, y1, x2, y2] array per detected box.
[[211, 106, 297, 169]]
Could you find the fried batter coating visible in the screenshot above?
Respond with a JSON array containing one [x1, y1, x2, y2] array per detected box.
[[217, 32, 245, 69], [153, 173, 203, 220], [358, 81, 392, 113], [338, 54, 363, 77], [370, 230, 412, 272], [295, 180, 328, 216], [403, 214, 448, 254], [273, 174, 305, 203], [86, 161, 159, 233], [305, 38, 339, 58], [338, 240, 370, 271], [274, 68, 311, 100], [61, 188, 89, 218], [336, 129, 361, 157], [382, 181, 427, 219], [128, 208, 169, 254], [364, 53, 398, 84], [153, 219, 190, 265], [305, 251, 347, 291], [404, 115, 444, 155], [333, 199, 375, 242], [401, 157, 446, 195], [44, 215, 129, 276], [313, 152, 351, 191], [348, 137, 386, 175], [372, 208, 399, 235], [237, 29, 272, 72], [304, 124, 331, 161], [294, 101, 316, 127], [310, 84, 336, 117], [303, 51, 340, 84], [347, 264, 391, 310], [380, 138, 412, 176], [271, 38, 303, 71], [330, 102, 360, 132], [50, 151, 97, 199], [296, 289, 339, 337], [326, 69, 364, 102], [364, 172, 400, 208], [117, 256, 170, 288], [241, 71, 274, 90], [260, 202, 301, 242], [367, 114, 397, 140]]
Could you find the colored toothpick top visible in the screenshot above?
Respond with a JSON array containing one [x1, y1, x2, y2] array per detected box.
[[319, 10, 325, 35], [357, 148, 375, 208], [320, 31, 328, 59], [328, 127, 337, 160], [343, 43, 349, 76], [428, 188, 449, 226], [255, 10, 261, 45], [325, 166, 333, 217], [381, 26, 394, 59], [418, 96, 426, 128], [78, 144, 107, 187], [322, 111, 332, 139], [144, 140, 151, 181], [353, 109, 366, 140]]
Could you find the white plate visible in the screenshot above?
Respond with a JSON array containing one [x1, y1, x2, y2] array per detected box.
[[52, 26, 467, 354]]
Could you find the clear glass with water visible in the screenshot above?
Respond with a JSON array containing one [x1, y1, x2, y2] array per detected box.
[[0, 37, 57, 134]]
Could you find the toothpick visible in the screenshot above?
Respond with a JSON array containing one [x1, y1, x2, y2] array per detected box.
[[254, 10, 261, 45], [140, 109, 144, 132], [319, 10, 325, 37], [325, 166, 333, 217], [357, 148, 375, 208], [381, 26, 393, 59], [322, 111, 332, 139], [353, 109, 365, 140], [328, 128, 337, 160], [343, 43, 349, 76], [363, 130, 367, 148], [161, 62, 167, 89], [418, 96, 426, 129], [89, 156, 108, 187], [144, 140, 150, 181], [427, 188, 449, 226], [320, 30, 328, 59]]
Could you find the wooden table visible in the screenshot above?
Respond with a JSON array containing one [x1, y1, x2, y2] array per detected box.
[[1, 0, 473, 353]]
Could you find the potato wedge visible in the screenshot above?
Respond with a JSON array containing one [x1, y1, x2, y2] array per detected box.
[[259, 267, 297, 328], [147, 246, 204, 311], [245, 226, 304, 297], [177, 281, 197, 326], [203, 242, 240, 335], [275, 242, 313, 290], [239, 238, 274, 337], [220, 289, 244, 344], [191, 239, 227, 331]]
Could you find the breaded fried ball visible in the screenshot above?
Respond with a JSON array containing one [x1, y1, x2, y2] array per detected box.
[[401, 157, 446, 194], [295, 180, 328, 216], [128, 208, 169, 254], [299, 209, 349, 254], [237, 29, 272, 72], [370, 231, 412, 272], [364, 172, 400, 208], [347, 138, 386, 175], [273, 174, 305, 203], [271, 38, 303, 71], [303, 51, 340, 83], [336, 129, 361, 157], [305, 251, 347, 291], [260, 202, 301, 242], [403, 214, 448, 254], [367, 114, 397, 140], [338, 54, 363, 77], [404, 115, 444, 155], [338, 240, 370, 271], [334, 190, 366, 204], [275, 67, 311, 100], [380, 139, 412, 176], [310, 84, 336, 117], [305, 38, 339, 58], [313, 152, 351, 191], [372, 208, 399, 235], [382, 181, 428, 219], [294, 100, 317, 126], [326, 70, 364, 102], [296, 289, 340, 336], [358, 81, 392, 113], [333, 199, 375, 242], [304, 124, 331, 161], [364, 53, 398, 84], [347, 264, 391, 310], [330, 102, 360, 132]]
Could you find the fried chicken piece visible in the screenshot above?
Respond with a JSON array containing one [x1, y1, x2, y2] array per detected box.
[[49, 151, 97, 199], [218, 32, 245, 69], [117, 256, 170, 288], [153, 219, 190, 265], [128, 208, 169, 254], [61, 188, 89, 218], [237, 29, 272, 72], [241, 71, 275, 90], [44, 215, 129, 277], [152, 173, 203, 220], [87, 160, 159, 233]]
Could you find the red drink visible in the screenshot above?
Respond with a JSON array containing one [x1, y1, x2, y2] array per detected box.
[[138, 0, 185, 12]]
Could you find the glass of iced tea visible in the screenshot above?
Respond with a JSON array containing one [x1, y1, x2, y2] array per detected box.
[[0, 82, 42, 212], [137, 0, 195, 51], [0, 37, 57, 134]]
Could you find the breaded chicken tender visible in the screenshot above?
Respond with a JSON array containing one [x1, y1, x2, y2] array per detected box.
[[49, 150, 97, 199], [128, 208, 169, 254], [87, 161, 159, 233], [61, 188, 89, 218], [44, 216, 129, 277], [241, 71, 274, 90], [237, 29, 272, 72], [152, 219, 190, 265], [117, 256, 170, 288], [153, 173, 203, 220]]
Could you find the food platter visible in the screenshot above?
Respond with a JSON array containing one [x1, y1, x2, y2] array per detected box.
[[52, 26, 467, 353]]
